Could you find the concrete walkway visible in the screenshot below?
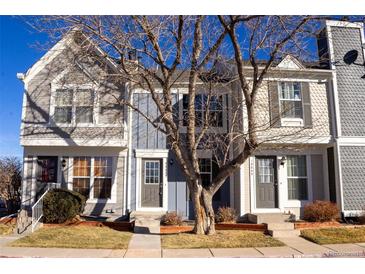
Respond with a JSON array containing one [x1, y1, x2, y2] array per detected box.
[[1, 234, 365, 258]]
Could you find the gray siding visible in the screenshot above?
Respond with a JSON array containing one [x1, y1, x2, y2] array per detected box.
[[331, 27, 365, 136], [340, 146, 365, 211], [130, 93, 231, 218], [21, 44, 126, 144]]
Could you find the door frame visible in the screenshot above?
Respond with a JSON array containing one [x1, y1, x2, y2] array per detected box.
[[135, 149, 168, 212], [250, 156, 283, 213]]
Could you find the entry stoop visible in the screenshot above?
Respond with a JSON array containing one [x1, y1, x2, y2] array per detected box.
[[130, 211, 164, 234], [266, 222, 300, 237], [247, 213, 292, 224], [247, 213, 299, 238]]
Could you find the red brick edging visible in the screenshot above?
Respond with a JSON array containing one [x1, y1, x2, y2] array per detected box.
[[160, 223, 267, 234]]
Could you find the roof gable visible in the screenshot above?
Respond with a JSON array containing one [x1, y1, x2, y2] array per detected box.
[[277, 55, 305, 70]]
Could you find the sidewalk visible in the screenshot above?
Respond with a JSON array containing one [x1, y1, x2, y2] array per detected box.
[[1, 234, 365, 258]]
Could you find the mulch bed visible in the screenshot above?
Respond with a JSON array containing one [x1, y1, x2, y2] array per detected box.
[[294, 221, 341, 230], [160, 223, 267, 234], [0, 217, 17, 225]]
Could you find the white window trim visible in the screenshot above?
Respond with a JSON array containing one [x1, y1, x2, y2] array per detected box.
[[49, 83, 98, 127], [178, 92, 228, 134], [278, 82, 304, 127], [135, 149, 168, 212], [249, 154, 314, 213], [69, 156, 117, 203], [144, 160, 161, 185]]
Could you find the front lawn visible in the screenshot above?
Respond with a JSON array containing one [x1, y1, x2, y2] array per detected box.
[[161, 230, 284, 249], [10, 226, 132, 249], [301, 227, 365, 245], [0, 223, 14, 236]]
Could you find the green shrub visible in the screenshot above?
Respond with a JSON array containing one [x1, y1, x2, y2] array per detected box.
[[303, 200, 339, 222], [43, 189, 86, 224], [161, 211, 183, 226], [215, 206, 237, 223]]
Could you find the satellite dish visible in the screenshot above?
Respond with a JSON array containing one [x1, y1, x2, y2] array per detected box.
[[343, 49, 359, 65]]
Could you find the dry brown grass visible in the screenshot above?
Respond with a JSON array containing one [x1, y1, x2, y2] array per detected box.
[[161, 230, 284, 249], [0, 223, 14, 235], [301, 227, 365, 245], [10, 226, 132, 249]]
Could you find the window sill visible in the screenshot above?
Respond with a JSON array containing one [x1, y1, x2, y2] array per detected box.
[[281, 118, 303, 127], [86, 198, 116, 204]]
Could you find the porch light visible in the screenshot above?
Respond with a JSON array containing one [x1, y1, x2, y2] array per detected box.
[[280, 156, 286, 166], [61, 159, 67, 168]]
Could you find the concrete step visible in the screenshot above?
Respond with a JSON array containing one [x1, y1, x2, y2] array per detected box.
[[268, 229, 300, 238], [247, 213, 291, 224], [131, 211, 163, 234], [267, 222, 295, 230]]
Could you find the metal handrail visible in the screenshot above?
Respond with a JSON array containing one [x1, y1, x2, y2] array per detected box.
[[31, 188, 50, 232]]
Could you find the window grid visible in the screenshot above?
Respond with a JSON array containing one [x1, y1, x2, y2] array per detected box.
[[72, 156, 113, 200], [93, 157, 113, 199], [257, 158, 274, 184], [182, 94, 223, 127], [144, 160, 161, 184], [53, 87, 94, 125], [279, 82, 303, 119], [287, 155, 308, 200], [199, 158, 212, 187], [72, 157, 91, 199]]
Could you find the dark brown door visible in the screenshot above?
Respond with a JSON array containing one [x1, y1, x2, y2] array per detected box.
[[141, 159, 163, 208], [255, 156, 278, 208]]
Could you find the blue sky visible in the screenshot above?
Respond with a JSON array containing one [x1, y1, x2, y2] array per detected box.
[[0, 16, 48, 157]]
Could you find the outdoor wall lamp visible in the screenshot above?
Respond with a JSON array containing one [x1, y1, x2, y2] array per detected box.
[[280, 156, 286, 166], [61, 159, 67, 168]]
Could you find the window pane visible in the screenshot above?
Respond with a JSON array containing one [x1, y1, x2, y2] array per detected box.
[[209, 111, 223, 127], [75, 89, 93, 106], [55, 89, 72, 106], [54, 107, 72, 123], [288, 178, 308, 200], [94, 157, 112, 177], [94, 178, 112, 199], [280, 101, 303, 118], [72, 178, 90, 198], [209, 96, 223, 111], [199, 158, 211, 173], [287, 156, 306, 177], [73, 157, 91, 177], [76, 107, 93, 123], [144, 160, 160, 184]]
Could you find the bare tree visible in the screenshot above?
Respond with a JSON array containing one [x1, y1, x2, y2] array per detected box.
[[0, 157, 22, 214], [26, 15, 326, 234]]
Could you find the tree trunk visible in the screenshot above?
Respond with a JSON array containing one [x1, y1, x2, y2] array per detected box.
[[202, 189, 215, 235], [192, 185, 206, 234]]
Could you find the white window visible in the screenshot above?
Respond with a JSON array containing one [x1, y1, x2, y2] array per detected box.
[[72, 157, 91, 199], [72, 156, 113, 200], [144, 160, 161, 184], [94, 157, 113, 199], [54, 89, 73, 123], [199, 158, 212, 187], [52, 86, 94, 125], [279, 82, 303, 119], [287, 155, 308, 200], [75, 89, 94, 123], [182, 94, 223, 127]]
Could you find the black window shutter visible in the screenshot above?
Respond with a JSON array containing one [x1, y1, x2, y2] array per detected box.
[[302, 82, 312, 128], [268, 81, 281, 128]]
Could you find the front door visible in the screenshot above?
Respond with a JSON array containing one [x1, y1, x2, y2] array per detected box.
[[141, 159, 163, 208], [255, 156, 278, 208]]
